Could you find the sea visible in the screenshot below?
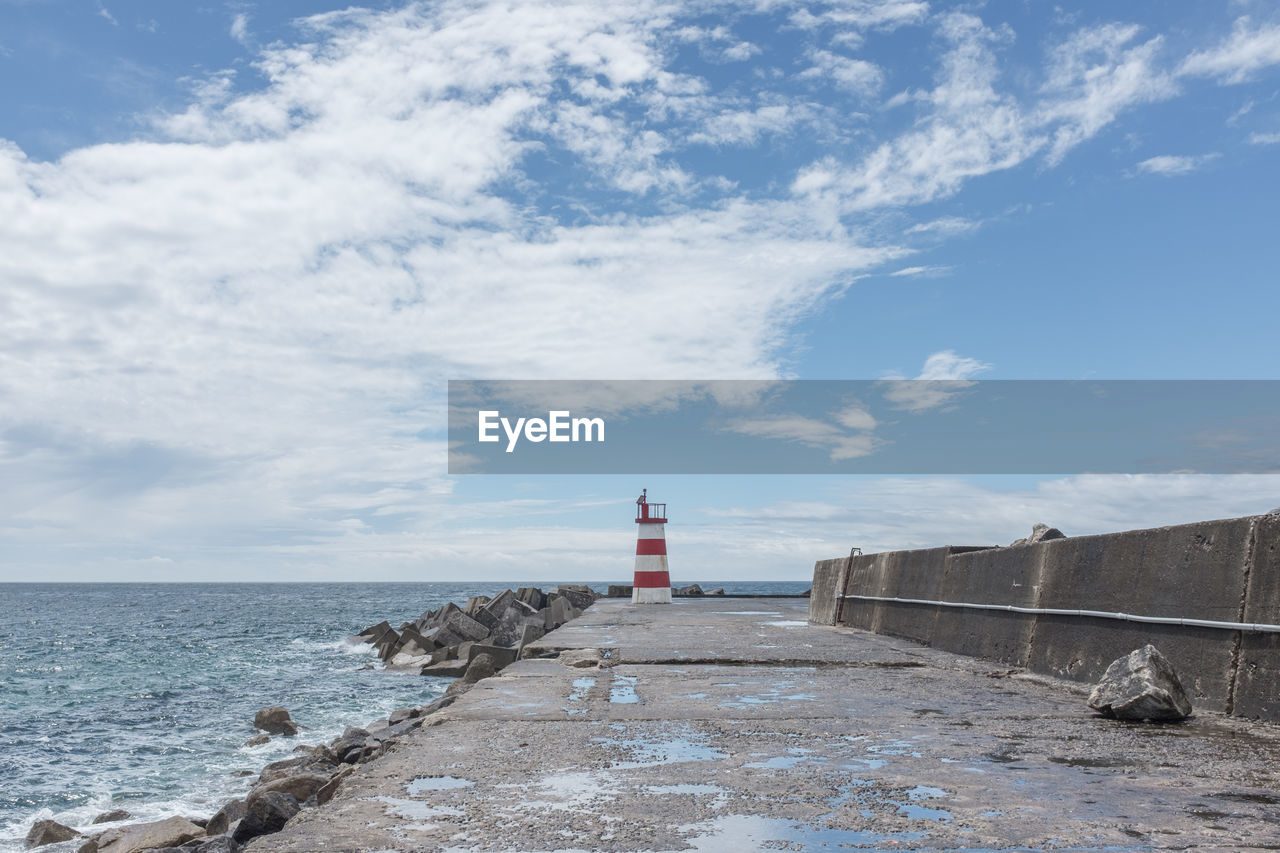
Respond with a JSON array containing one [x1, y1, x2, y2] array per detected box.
[[0, 581, 808, 851]]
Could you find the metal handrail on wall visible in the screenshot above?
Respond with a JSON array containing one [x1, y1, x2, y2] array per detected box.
[[838, 593, 1280, 634]]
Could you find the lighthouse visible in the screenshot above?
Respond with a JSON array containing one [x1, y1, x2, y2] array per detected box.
[[632, 489, 672, 604]]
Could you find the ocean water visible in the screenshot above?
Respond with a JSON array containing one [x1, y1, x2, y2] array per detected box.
[[0, 580, 807, 850]]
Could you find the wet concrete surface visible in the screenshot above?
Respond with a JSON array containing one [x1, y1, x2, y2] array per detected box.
[[250, 598, 1280, 852]]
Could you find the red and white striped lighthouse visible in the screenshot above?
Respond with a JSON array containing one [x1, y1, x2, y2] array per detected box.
[[632, 489, 671, 604]]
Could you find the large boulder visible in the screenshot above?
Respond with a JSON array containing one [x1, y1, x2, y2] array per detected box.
[[515, 587, 546, 611], [315, 766, 356, 806], [1010, 523, 1066, 546], [1088, 644, 1193, 721], [95, 816, 205, 853], [253, 707, 298, 736], [91, 810, 131, 825], [353, 620, 392, 642], [25, 819, 79, 847], [192, 837, 241, 853], [674, 584, 704, 597], [551, 586, 596, 610], [205, 800, 247, 837], [257, 746, 337, 784], [248, 772, 331, 806], [231, 792, 299, 845]]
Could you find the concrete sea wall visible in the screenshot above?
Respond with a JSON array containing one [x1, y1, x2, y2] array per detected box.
[[809, 513, 1280, 720]]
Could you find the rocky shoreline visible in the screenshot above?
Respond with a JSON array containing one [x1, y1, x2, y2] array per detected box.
[[24, 585, 601, 853]]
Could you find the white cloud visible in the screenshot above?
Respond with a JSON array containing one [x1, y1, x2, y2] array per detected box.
[[788, 1, 929, 34], [792, 13, 1044, 212], [1136, 152, 1220, 176], [904, 216, 979, 236], [698, 474, 1280, 566], [915, 349, 991, 380], [800, 49, 884, 96], [1037, 23, 1178, 165], [721, 41, 761, 62], [97, 4, 119, 26], [0, 0, 912, 578], [878, 349, 991, 412], [1180, 17, 1280, 83], [687, 103, 806, 146], [1247, 131, 1280, 145], [230, 12, 250, 46], [888, 264, 951, 277]]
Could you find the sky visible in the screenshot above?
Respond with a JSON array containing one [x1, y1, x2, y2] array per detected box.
[[1, 0, 1279, 583]]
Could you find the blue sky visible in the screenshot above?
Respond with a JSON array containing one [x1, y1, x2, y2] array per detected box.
[[1, 0, 1278, 582]]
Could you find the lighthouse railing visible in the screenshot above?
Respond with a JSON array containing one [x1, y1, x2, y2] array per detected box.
[[636, 502, 667, 523]]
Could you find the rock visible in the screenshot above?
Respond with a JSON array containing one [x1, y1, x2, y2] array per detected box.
[[515, 587, 546, 611], [443, 611, 491, 643], [92, 810, 132, 825], [353, 620, 392, 643], [417, 695, 456, 717], [544, 596, 573, 629], [242, 733, 270, 747], [517, 622, 545, 652], [95, 816, 205, 853], [387, 707, 420, 726], [551, 586, 596, 610], [1011, 523, 1066, 546], [1088, 644, 1193, 721], [25, 819, 80, 847], [330, 727, 370, 762], [481, 589, 516, 619], [252, 707, 298, 736], [248, 772, 331, 807], [467, 643, 519, 670], [462, 652, 497, 683], [419, 658, 470, 678], [1267, 506, 1280, 515], [463, 595, 491, 615], [257, 747, 337, 784], [231, 792, 299, 845], [205, 800, 247, 837], [607, 585, 633, 598], [192, 836, 241, 853], [77, 840, 99, 853], [391, 625, 439, 658], [373, 627, 402, 661], [674, 584, 704, 597], [314, 765, 356, 806], [705, 588, 726, 596]]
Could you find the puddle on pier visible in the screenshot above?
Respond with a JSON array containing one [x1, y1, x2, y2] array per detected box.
[[763, 620, 809, 627], [595, 728, 727, 769], [744, 747, 826, 770], [369, 795, 464, 822], [678, 814, 926, 852], [610, 673, 639, 704], [722, 611, 782, 616], [1047, 756, 1138, 770], [565, 675, 595, 715], [646, 783, 727, 796], [896, 785, 951, 822], [405, 776, 474, 795]]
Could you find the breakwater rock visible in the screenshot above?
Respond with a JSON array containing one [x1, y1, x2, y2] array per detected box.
[[352, 585, 599, 676]]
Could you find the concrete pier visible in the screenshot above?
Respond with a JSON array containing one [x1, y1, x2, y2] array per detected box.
[[252, 597, 1280, 852]]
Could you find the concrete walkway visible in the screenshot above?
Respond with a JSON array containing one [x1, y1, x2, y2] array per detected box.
[[251, 598, 1280, 852]]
